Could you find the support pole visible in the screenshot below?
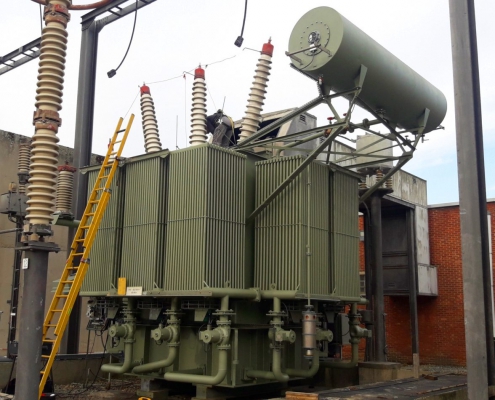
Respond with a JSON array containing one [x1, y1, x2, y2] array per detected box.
[[406, 209, 419, 378], [7, 218, 23, 357], [363, 211, 374, 361], [370, 192, 385, 362], [449, 0, 494, 396], [67, 18, 100, 354], [16, 250, 49, 400]]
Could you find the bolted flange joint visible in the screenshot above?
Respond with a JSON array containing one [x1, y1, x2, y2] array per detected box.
[[44, 3, 71, 27], [109, 322, 135, 343], [268, 326, 296, 344], [315, 328, 333, 343], [33, 109, 62, 128], [200, 323, 230, 348]]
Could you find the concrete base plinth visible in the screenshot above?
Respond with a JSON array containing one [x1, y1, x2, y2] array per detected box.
[[358, 361, 401, 385]]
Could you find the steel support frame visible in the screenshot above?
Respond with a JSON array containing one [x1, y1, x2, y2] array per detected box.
[[449, 0, 495, 397], [0, 37, 41, 76], [406, 208, 419, 375]]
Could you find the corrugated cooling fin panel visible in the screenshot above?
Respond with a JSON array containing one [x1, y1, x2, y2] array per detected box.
[[164, 145, 246, 290], [329, 170, 360, 297], [254, 157, 329, 295], [120, 154, 167, 291], [81, 167, 124, 295]]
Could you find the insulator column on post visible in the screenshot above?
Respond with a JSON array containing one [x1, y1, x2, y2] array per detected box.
[[26, 0, 71, 233], [189, 66, 207, 146], [140, 84, 162, 153], [18, 140, 32, 194], [55, 163, 76, 214], [239, 39, 274, 142]]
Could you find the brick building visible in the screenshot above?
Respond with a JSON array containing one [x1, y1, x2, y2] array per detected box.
[[359, 199, 495, 366]]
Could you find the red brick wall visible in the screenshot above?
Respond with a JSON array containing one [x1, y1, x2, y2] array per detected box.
[[380, 203, 495, 366]]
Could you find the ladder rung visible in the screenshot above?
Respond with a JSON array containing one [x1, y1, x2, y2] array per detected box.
[[67, 267, 79, 270], [43, 339, 56, 342], [51, 309, 63, 313], [56, 295, 68, 298], [41, 355, 50, 358], [71, 252, 84, 256], [45, 324, 57, 328], [89, 200, 99, 204], [117, 129, 125, 133], [61, 280, 73, 284], [114, 140, 122, 144]]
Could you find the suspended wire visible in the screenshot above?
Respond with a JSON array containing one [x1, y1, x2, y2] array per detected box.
[[123, 88, 140, 119], [112, 0, 138, 74], [240, 0, 248, 38], [184, 74, 187, 146]]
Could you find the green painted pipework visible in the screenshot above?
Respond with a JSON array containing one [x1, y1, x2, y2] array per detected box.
[[163, 296, 230, 385], [320, 303, 361, 369], [101, 299, 137, 374], [55, 218, 80, 228], [286, 351, 320, 378], [246, 297, 290, 382], [132, 298, 180, 374]]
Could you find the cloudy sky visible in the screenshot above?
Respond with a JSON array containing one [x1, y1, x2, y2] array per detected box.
[[0, 0, 494, 204]]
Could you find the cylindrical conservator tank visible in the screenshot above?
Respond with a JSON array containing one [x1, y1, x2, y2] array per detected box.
[[288, 7, 447, 133]]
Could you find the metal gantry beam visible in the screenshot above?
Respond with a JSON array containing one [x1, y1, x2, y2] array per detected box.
[[0, 38, 41, 76]]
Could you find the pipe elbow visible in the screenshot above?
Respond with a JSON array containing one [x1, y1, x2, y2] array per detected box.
[[286, 352, 320, 378]]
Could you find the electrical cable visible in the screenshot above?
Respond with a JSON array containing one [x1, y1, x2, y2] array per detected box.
[[107, 0, 138, 78], [234, 0, 248, 47], [57, 332, 110, 398], [123, 88, 140, 119]]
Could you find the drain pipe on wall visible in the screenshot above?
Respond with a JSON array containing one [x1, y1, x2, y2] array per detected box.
[[164, 296, 231, 385], [133, 297, 180, 374], [101, 298, 138, 374]]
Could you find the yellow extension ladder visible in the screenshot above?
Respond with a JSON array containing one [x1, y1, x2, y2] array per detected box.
[[38, 115, 134, 398]]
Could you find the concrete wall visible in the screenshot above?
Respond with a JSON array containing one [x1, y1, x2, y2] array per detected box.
[[0, 130, 101, 356]]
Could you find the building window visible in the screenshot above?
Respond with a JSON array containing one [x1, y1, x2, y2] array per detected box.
[[299, 114, 306, 123]]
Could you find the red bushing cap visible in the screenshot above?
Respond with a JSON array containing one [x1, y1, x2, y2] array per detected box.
[[261, 39, 274, 56], [140, 85, 150, 95], [195, 67, 205, 80], [58, 163, 77, 173]]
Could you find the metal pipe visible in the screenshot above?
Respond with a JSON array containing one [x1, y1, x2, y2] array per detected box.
[[246, 297, 290, 382], [286, 351, 320, 378], [101, 341, 136, 374], [371, 193, 385, 362], [15, 250, 49, 400], [133, 298, 180, 374], [164, 296, 230, 385], [320, 304, 361, 369], [449, 0, 494, 394], [101, 299, 136, 374], [320, 343, 359, 369], [55, 218, 80, 228]]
